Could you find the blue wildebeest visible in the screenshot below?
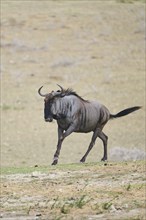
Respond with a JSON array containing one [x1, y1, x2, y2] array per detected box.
[[38, 85, 141, 165]]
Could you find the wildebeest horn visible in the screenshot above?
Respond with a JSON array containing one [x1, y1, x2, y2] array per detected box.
[[38, 86, 47, 97], [57, 84, 64, 91]]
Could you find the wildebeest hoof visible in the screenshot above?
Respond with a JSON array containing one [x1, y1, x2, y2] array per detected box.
[[80, 158, 85, 163], [52, 160, 58, 165], [101, 157, 107, 162]]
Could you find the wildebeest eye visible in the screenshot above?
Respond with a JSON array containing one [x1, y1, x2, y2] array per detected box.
[[57, 90, 61, 92]]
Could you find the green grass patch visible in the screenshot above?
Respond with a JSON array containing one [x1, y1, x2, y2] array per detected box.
[[1, 160, 145, 175], [0, 166, 48, 175], [0, 161, 106, 175]]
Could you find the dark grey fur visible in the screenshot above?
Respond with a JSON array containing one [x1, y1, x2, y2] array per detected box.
[[38, 85, 141, 165]]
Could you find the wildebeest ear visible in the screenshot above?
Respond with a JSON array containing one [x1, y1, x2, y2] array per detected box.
[[51, 89, 63, 98], [56, 84, 66, 97], [60, 93, 66, 97], [57, 84, 64, 92]]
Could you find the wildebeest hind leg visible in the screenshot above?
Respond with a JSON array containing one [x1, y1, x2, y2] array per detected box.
[[98, 131, 108, 161], [80, 128, 100, 163]]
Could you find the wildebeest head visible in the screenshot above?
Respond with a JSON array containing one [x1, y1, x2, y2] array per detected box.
[[38, 85, 64, 122]]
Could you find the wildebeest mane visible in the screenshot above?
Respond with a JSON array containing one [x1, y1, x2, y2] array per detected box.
[[62, 88, 89, 102]]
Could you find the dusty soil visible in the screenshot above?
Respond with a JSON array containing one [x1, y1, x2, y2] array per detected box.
[[1, 161, 146, 220]]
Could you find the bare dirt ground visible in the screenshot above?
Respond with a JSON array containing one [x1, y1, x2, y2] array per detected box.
[[1, 161, 146, 220], [0, 0, 146, 219]]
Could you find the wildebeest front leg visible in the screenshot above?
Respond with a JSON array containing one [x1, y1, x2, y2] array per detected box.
[[52, 126, 64, 165], [52, 123, 77, 165]]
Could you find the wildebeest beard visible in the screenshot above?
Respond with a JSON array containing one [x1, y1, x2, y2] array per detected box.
[[44, 101, 54, 122], [44, 98, 65, 122]]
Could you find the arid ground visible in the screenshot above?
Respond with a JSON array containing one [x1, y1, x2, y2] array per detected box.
[[1, 161, 146, 220], [1, 0, 145, 219]]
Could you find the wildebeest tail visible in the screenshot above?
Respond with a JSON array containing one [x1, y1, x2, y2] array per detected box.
[[110, 106, 141, 119]]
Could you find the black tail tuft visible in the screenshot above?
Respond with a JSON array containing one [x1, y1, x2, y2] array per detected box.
[[110, 106, 142, 119]]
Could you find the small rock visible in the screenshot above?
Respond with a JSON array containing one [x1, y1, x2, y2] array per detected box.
[[110, 205, 117, 212], [36, 213, 42, 217], [34, 164, 39, 167], [31, 171, 41, 178], [104, 162, 108, 166], [124, 203, 129, 209]]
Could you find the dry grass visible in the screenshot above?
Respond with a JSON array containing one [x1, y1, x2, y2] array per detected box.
[[1, 2, 145, 219], [1, 161, 146, 219], [1, 1, 145, 168]]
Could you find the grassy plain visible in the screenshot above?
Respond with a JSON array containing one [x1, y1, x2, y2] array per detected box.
[[1, 0, 145, 167], [1, 0, 145, 219]]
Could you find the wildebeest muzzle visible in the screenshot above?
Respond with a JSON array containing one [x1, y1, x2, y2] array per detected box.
[[45, 117, 53, 122]]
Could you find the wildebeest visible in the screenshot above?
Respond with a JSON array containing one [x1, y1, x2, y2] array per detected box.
[[38, 85, 141, 165]]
